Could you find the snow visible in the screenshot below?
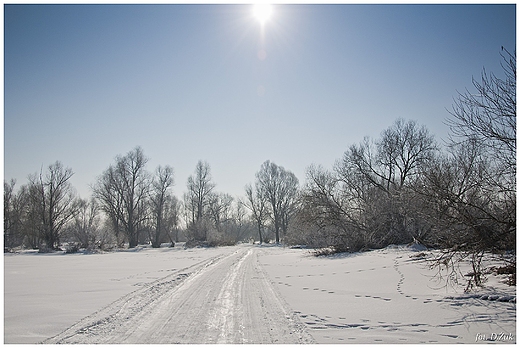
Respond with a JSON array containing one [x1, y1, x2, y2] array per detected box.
[[4, 244, 233, 343], [258, 245, 516, 344], [4, 244, 516, 344]]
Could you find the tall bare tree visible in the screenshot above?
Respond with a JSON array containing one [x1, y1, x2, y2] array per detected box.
[[184, 160, 215, 241], [27, 161, 77, 250], [92, 165, 124, 246], [93, 147, 150, 248], [186, 161, 215, 224], [255, 160, 299, 243], [243, 183, 268, 244], [150, 165, 174, 247], [291, 119, 437, 252], [420, 49, 517, 288]]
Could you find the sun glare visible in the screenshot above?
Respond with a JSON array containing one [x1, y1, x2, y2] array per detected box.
[[253, 3, 273, 25]]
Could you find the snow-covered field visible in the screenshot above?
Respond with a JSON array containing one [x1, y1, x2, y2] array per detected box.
[[260, 245, 515, 344], [4, 243, 516, 344]]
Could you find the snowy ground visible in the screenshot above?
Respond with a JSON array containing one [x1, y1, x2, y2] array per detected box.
[[259, 245, 516, 344], [4, 243, 516, 344]]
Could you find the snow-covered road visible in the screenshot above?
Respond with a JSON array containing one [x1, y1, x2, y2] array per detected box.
[[42, 245, 313, 344]]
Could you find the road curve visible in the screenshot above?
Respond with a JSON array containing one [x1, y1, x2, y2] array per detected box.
[[43, 245, 314, 344]]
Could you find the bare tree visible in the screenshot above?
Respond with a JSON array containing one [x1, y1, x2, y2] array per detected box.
[[184, 160, 216, 241], [4, 180, 17, 249], [418, 139, 514, 288], [292, 164, 359, 251], [255, 160, 299, 243], [243, 183, 268, 244], [92, 165, 124, 246], [291, 119, 437, 252], [447, 48, 516, 176], [345, 119, 436, 193], [16, 183, 41, 249], [417, 50, 516, 289], [185, 161, 215, 224], [377, 118, 437, 190], [163, 195, 181, 244], [93, 147, 150, 248], [150, 165, 174, 247], [207, 192, 234, 232], [226, 200, 253, 243], [27, 161, 77, 250], [4, 180, 26, 249], [68, 197, 100, 249], [447, 48, 516, 231], [335, 120, 437, 247]]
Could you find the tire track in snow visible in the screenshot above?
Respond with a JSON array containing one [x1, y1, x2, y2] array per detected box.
[[208, 248, 252, 343], [43, 246, 314, 344], [42, 253, 226, 344]]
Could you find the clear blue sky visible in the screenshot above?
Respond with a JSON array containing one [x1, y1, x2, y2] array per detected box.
[[4, 4, 516, 199]]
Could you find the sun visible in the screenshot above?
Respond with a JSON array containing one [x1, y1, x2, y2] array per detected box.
[[252, 3, 273, 25]]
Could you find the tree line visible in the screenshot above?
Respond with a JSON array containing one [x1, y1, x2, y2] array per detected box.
[[4, 49, 515, 287], [3, 150, 299, 251]]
